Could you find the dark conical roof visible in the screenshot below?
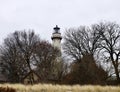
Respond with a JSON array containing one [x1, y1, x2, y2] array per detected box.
[[53, 25, 60, 33], [54, 25, 60, 30]]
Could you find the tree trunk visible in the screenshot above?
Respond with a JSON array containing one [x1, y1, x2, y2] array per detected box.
[[114, 65, 120, 83]]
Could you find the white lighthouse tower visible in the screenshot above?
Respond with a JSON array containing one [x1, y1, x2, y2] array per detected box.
[[51, 25, 62, 79], [51, 25, 62, 51]]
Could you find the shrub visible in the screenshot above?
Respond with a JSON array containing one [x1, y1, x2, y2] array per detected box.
[[0, 87, 16, 92]]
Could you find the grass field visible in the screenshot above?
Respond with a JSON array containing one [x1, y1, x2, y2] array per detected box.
[[0, 84, 120, 92]]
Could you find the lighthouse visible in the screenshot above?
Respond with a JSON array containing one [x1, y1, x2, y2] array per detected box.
[[51, 25, 62, 79], [51, 25, 62, 51]]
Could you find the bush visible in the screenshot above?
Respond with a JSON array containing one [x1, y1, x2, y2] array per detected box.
[[0, 87, 16, 92], [61, 54, 108, 85]]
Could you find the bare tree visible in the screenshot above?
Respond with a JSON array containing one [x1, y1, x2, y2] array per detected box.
[[93, 22, 120, 82], [63, 26, 100, 61], [0, 32, 30, 82], [13, 30, 40, 71], [63, 25, 108, 85], [33, 41, 60, 81], [0, 30, 60, 83]]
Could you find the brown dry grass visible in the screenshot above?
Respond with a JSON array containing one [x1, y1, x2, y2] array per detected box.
[[0, 84, 120, 92]]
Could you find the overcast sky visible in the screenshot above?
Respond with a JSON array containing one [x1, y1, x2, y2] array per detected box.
[[0, 0, 120, 43]]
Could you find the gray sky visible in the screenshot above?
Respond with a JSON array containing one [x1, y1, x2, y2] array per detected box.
[[0, 0, 120, 43]]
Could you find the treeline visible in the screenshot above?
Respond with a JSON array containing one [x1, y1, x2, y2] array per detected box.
[[0, 31, 63, 83], [0, 21, 120, 85], [62, 21, 120, 85]]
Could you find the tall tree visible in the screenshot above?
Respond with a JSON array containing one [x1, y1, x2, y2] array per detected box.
[[0, 30, 59, 83], [33, 41, 60, 81], [93, 22, 120, 82], [63, 25, 107, 84], [13, 30, 40, 71], [63, 26, 100, 61]]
